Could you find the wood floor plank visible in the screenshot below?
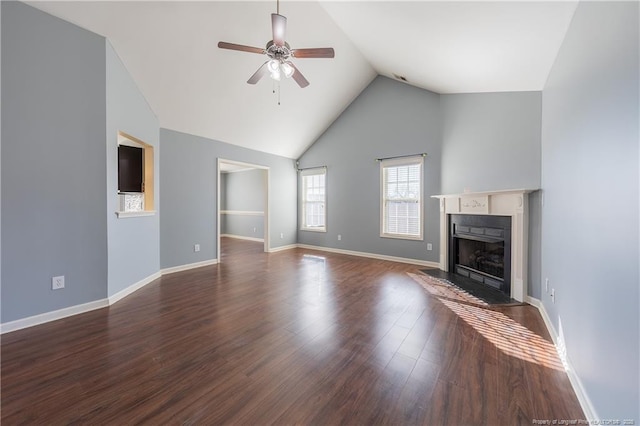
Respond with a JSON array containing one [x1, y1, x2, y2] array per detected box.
[[1, 237, 585, 424]]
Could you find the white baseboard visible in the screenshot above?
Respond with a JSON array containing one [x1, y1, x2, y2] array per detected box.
[[525, 296, 598, 421], [108, 271, 162, 305], [297, 244, 440, 268], [221, 234, 264, 243], [268, 244, 298, 253], [0, 298, 109, 334], [161, 259, 218, 275]]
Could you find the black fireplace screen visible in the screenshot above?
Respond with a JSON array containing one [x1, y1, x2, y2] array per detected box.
[[456, 238, 504, 279], [449, 214, 512, 295]]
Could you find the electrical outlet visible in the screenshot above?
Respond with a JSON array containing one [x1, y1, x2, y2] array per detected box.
[[280, 233, 284, 239], [545, 278, 549, 292], [194, 244, 200, 252], [338, 234, 342, 241], [427, 243, 433, 251], [253, 227, 257, 233], [550, 288, 555, 304], [52, 276, 65, 290]]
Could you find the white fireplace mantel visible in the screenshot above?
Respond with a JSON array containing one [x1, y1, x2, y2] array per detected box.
[[431, 189, 538, 302]]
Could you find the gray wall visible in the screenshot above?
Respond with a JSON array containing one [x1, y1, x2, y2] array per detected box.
[[527, 191, 543, 300], [221, 169, 266, 239], [1, 0, 4, 323], [160, 129, 297, 269], [440, 92, 543, 298], [106, 42, 160, 296], [221, 214, 265, 240], [541, 1, 639, 419], [1, 2, 108, 322], [297, 76, 442, 262], [297, 76, 543, 269], [440, 92, 541, 194], [221, 169, 266, 211]]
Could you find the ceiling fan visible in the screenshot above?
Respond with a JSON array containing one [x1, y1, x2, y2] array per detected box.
[[218, 1, 334, 88]]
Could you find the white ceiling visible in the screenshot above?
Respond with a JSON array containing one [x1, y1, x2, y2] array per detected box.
[[320, 1, 578, 94], [28, 1, 578, 159]]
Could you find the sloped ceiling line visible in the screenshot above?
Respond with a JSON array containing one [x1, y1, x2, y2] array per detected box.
[[27, 1, 577, 158]]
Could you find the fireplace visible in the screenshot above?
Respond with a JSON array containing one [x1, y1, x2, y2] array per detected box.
[[449, 214, 511, 295], [432, 189, 535, 302]]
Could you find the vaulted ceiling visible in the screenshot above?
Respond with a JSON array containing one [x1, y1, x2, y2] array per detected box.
[[28, 1, 578, 159]]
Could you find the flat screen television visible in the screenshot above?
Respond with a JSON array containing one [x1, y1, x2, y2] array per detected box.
[[118, 145, 143, 193]]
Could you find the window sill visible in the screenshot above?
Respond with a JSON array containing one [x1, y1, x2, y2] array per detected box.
[[301, 227, 326, 233], [380, 233, 423, 241], [116, 210, 156, 218]]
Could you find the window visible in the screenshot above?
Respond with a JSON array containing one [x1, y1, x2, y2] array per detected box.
[[301, 168, 326, 232], [380, 156, 423, 239]]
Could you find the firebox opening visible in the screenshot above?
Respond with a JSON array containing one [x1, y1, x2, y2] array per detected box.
[[449, 214, 512, 296], [456, 238, 504, 287]]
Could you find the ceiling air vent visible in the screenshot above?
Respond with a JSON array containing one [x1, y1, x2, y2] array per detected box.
[[392, 73, 408, 82]]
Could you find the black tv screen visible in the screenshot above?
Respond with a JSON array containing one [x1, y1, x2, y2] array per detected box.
[[118, 145, 143, 193]]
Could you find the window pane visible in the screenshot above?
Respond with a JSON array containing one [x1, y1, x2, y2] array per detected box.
[[381, 160, 422, 237], [302, 172, 326, 229]]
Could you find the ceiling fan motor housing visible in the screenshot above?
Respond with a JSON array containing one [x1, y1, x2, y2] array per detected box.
[[266, 40, 291, 62]]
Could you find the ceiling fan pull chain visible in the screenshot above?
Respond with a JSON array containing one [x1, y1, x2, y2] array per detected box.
[[271, 80, 281, 105]]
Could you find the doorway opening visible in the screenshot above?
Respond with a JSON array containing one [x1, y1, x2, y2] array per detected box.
[[217, 159, 270, 262]]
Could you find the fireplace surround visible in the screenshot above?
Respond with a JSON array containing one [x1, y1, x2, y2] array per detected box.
[[432, 189, 536, 302]]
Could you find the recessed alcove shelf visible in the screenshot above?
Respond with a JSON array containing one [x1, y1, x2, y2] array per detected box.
[[431, 189, 538, 302], [116, 131, 155, 219]]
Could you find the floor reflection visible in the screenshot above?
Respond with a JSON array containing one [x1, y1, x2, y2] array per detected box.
[[408, 273, 488, 306], [441, 299, 564, 370], [409, 273, 564, 371], [296, 255, 337, 345]]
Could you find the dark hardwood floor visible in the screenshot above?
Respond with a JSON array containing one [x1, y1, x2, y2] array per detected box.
[[1, 237, 584, 425]]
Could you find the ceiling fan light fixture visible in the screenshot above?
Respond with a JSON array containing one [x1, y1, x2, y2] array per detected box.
[[281, 61, 294, 79], [270, 68, 282, 81], [267, 59, 280, 73]]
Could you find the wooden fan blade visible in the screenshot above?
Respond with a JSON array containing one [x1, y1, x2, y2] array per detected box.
[[289, 63, 310, 88], [272, 14, 287, 47], [292, 48, 335, 59], [248, 61, 269, 84], [218, 42, 264, 54]]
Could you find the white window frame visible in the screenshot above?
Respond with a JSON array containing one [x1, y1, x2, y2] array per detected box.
[[300, 167, 327, 232], [380, 156, 424, 240]]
